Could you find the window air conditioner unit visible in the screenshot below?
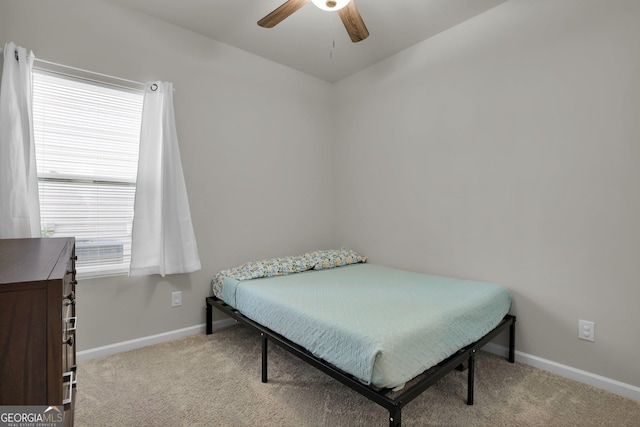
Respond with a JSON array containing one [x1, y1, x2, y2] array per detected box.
[[76, 239, 124, 264]]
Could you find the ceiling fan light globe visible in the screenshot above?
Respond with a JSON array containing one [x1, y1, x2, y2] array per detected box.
[[311, 0, 351, 12]]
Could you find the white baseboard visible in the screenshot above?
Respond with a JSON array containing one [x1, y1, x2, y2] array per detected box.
[[483, 342, 640, 401], [76, 318, 237, 363]]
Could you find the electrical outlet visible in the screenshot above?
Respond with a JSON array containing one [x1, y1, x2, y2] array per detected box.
[[578, 319, 595, 342], [171, 291, 182, 307]]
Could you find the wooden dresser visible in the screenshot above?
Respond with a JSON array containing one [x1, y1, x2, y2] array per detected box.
[[0, 237, 77, 426]]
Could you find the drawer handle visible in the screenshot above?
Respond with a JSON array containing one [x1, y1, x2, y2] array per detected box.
[[63, 335, 74, 347], [64, 290, 75, 300], [62, 371, 74, 404], [64, 316, 77, 332]]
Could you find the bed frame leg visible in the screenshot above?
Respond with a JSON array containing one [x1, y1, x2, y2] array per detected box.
[[389, 407, 401, 427], [261, 333, 268, 383], [206, 300, 212, 335], [467, 349, 475, 405], [509, 318, 516, 363]]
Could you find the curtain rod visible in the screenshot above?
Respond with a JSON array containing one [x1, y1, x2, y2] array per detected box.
[[35, 57, 147, 89], [1, 46, 147, 91]]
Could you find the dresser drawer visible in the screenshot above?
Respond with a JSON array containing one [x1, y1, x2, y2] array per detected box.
[[62, 317, 76, 373], [64, 388, 76, 427], [62, 263, 76, 299]]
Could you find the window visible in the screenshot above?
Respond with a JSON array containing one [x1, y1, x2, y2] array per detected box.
[[32, 70, 144, 278]]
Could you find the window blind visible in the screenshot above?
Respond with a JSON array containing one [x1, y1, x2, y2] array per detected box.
[[32, 70, 144, 278]]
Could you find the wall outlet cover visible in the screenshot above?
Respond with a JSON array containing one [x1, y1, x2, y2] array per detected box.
[[171, 291, 182, 307], [578, 319, 595, 342]]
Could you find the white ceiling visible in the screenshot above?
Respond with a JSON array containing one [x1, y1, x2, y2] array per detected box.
[[107, 0, 508, 83]]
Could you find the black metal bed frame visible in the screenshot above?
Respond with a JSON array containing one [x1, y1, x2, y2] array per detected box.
[[206, 296, 516, 427]]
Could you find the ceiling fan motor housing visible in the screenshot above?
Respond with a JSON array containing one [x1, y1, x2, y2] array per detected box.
[[312, 0, 351, 12]]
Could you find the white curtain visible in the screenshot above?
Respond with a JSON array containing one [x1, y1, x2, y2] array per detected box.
[[0, 42, 41, 238], [129, 81, 201, 277]]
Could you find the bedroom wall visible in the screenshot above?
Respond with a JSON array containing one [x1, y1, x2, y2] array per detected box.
[[0, 0, 335, 350], [332, 0, 640, 387]]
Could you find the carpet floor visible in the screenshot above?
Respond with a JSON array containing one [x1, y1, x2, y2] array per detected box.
[[76, 325, 640, 426]]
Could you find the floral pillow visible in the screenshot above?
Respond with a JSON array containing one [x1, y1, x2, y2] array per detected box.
[[306, 248, 367, 270], [211, 249, 367, 298], [212, 255, 313, 297]]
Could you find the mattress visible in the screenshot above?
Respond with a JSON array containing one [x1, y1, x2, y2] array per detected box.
[[218, 263, 512, 390]]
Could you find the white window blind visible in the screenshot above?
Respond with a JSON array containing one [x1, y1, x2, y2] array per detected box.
[[32, 70, 144, 278]]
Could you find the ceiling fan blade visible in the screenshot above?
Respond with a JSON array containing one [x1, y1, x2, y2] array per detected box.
[[258, 0, 310, 28], [337, 1, 369, 43]]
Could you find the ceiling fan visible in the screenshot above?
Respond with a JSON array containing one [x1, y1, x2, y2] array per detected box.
[[258, 0, 369, 43]]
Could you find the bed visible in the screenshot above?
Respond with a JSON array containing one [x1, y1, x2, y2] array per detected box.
[[206, 249, 516, 426]]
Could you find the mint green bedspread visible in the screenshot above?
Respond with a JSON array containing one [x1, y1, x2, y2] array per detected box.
[[220, 263, 511, 390]]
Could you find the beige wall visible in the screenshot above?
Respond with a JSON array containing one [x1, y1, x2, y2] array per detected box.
[[333, 0, 640, 387], [0, 0, 335, 350], [2, 0, 639, 389]]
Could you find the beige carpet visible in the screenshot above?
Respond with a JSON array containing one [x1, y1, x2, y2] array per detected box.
[[76, 325, 640, 426]]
